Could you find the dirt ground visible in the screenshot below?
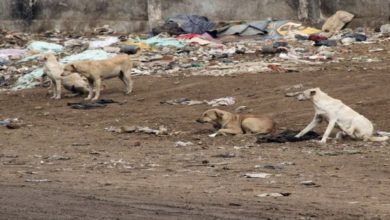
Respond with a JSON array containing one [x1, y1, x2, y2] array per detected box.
[[1, 41, 390, 219]]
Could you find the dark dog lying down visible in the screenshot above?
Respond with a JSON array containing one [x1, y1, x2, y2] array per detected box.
[[256, 130, 320, 144]]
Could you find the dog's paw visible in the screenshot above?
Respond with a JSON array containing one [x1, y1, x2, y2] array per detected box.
[[318, 140, 327, 145], [208, 133, 218, 138]]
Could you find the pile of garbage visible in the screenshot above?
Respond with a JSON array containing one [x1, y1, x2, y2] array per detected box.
[[1, 11, 389, 91]]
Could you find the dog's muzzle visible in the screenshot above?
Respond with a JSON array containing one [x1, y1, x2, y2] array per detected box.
[[196, 119, 205, 123]]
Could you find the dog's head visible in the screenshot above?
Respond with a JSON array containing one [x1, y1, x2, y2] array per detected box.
[[196, 109, 225, 125], [62, 63, 79, 77], [41, 53, 56, 62], [297, 88, 321, 101]]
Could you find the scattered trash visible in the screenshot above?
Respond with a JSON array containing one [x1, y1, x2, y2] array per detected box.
[[0, 118, 24, 129], [300, 180, 319, 187], [94, 25, 115, 35], [245, 173, 272, 178], [11, 68, 44, 91], [368, 48, 384, 53], [48, 154, 71, 161], [25, 179, 51, 183], [161, 97, 235, 106], [377, 131, 390, 137], [60, 49, 113, 63], [212, 152, 236, 158], [0, 16, 386, 94], [322, 11, 354, 34], [255, 164, 283, 170], [28, 41, 64, 53], [89, 36, 119, 49], [67, 99, 119, 110], [314, 40, 337, 47], [206, 97, 235, 106], [217, 19, 270, 36], [120, 45, 139, 55], [175, 141, 194, 147], [164, 14, 215, 35], [141, 36, 186, 48], [317, 149, 362, 156], [257, 192, 291, 197], [0, 49, 27, 60], [235, 106, 248, 113], [380, 24, 390, 35], [257, 130, 320, 143], [106, 125, 169, 136]]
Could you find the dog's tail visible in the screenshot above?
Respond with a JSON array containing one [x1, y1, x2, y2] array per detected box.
[[366, 135, 389, 142]]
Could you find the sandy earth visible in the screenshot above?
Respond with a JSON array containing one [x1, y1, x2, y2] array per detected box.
[[1, 41, 390, 219]]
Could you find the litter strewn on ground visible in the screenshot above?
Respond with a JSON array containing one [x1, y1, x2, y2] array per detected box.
[[0, 14, 388, 94], [105, 125, 169, 136], [161, 97, 235, 106]]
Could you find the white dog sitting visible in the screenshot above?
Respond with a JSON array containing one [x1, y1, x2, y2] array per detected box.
[[296, 88, 388, 143], [43, 53, 89, 99]]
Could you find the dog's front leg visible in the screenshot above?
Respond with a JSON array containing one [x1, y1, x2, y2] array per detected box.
[[209, 132, 219, 137], [54, 79, 61, 99], [209, 128, 241, 137], [296, 115, 321, 138], [122, 71, 133, 95], [320, 119, 336, 144], [50, 79, 57, 99], [85, 79, 94, 100]]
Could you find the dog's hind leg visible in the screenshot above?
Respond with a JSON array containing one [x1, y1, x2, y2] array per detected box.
[[296, 115, 322, 138], [320, 119, 336, 143], [336, 131, 347, 140], [120, 70, 133, 95]]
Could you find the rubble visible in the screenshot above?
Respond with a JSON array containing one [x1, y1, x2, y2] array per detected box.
[[0, 15, 388, 94]]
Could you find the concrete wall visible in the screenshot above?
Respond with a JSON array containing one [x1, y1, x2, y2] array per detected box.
[[0, 0, 148, 32], [0, 0, 389, 33]]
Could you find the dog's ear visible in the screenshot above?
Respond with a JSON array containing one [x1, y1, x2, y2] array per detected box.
[[70, 64, 77, 71], [215, 110, 224, 119], [310, 90, 316, 96]]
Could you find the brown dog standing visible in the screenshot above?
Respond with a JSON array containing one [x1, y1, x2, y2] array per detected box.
[[196, 109, 275, 137], [63, 54, 134, 101]]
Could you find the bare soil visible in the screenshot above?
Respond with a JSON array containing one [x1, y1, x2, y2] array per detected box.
[[1, 41, 390, 219]]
